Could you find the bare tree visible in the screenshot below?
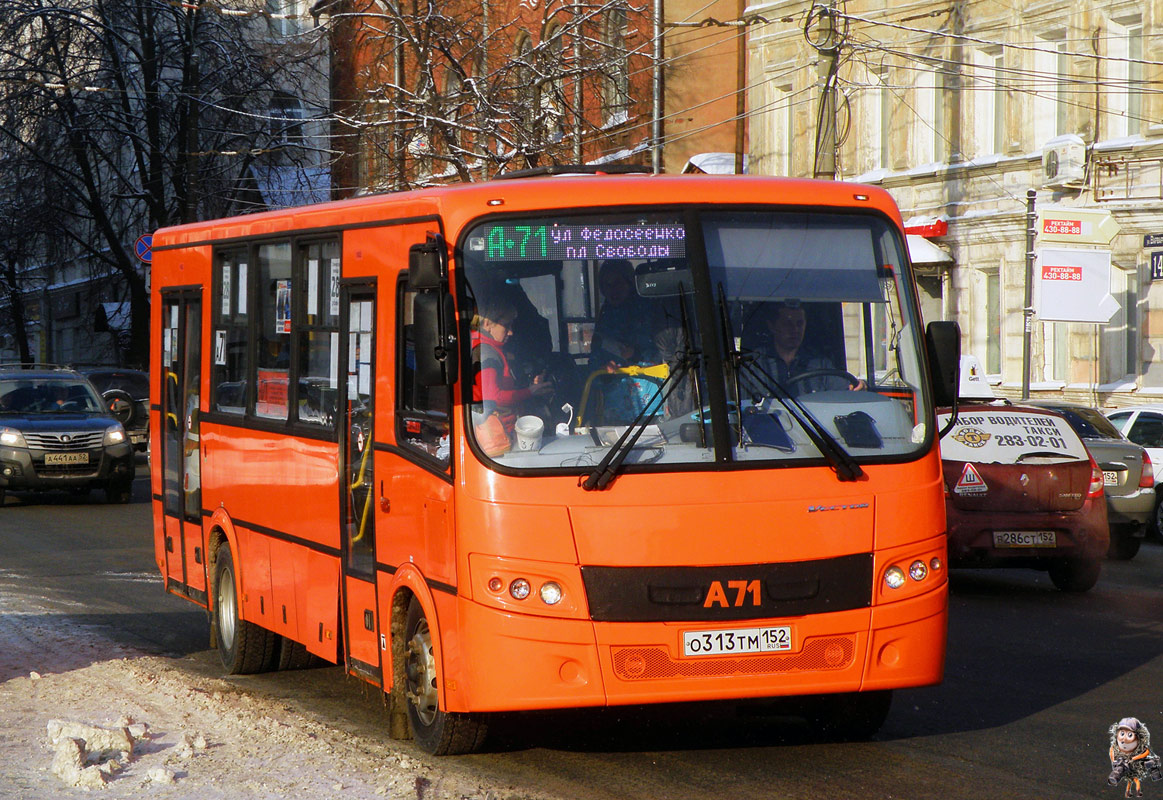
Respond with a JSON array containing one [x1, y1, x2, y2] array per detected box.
[[327, 0, 654, 193], [0, 0, 331, 365]]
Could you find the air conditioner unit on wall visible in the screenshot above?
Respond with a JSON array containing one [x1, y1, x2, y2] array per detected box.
[[1042, 134, 1087, 190]]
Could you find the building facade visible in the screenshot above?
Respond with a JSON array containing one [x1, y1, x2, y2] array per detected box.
[[746, 0, 1163, 406]]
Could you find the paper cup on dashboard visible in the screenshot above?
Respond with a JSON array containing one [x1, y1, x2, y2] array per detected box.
[[514, 415, 544, 451]]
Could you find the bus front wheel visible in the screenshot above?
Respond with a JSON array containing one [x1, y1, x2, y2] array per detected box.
[[403, 597, 487, 755], [807, 690, 893, 741], [213, 543, 278, 674]]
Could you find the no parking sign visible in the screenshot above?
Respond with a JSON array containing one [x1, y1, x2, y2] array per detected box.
[[134, 234, 153, 264]]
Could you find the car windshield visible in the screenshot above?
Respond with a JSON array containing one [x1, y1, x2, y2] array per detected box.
[[459, 207, 932, 474], [0, 378, 105, 414], [1040, 405, 1125, 440], [86, 371, 148, 399]]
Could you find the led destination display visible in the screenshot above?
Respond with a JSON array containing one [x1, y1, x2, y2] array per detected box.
[[471, 222, 687, 261]]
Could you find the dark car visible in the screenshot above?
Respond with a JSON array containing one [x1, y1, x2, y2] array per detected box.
[[1026, 400, 1154, 560], [938, 402, 1109, 592], [78, 367, 149, 452], [0, 365, 135, 504]]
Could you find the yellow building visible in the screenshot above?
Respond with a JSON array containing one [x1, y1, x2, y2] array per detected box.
[[746, 0, 1162, 405]]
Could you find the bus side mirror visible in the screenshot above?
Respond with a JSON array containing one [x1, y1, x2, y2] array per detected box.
[[408, 237, 446, 291], [413, 291, 459, 386], [925, 320, 960, 409]]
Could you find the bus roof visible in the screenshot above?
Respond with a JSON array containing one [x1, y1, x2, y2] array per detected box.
[[153, 174, 904, 250]]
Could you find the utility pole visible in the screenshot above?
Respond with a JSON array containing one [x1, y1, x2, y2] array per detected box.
[[734, 0, 746, 175], [810, 2, 840, 180], [1021, 188, 1036, 400]]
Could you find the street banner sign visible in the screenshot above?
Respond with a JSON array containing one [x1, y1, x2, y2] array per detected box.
[[1036, 207, 1119, 245], [1035, 247, 1119, 322]]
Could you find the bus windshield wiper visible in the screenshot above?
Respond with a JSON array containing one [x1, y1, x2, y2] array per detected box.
[[716, 288, 862, 482], [581, 288, 701, 492], [737, 359, 864, 481]]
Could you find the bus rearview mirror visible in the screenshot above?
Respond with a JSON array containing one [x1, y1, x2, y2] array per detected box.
[[925, 320, 960, 409], [414, 291, 458, 387], [408, 239, 446, 290]]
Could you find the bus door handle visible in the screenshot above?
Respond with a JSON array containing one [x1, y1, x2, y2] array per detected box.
[[379, 480, 389, 513]]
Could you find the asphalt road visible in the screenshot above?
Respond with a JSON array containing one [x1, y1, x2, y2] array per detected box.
[[2, 469, 1161, 799]]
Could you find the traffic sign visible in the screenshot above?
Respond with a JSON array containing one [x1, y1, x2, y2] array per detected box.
[[134, 234, 153, 264], [1035, 247, 1119, 322], [1036, 207, 1119, 245]]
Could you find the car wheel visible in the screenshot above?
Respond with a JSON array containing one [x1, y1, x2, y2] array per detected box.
[[1107, 527, 1142, 561], [1048, 558, 1101, 592], [1153, 491, 1163, 542], [213, 543, 278, 674], [104, 478, 132, 504], [403, 596, 488, 755], [805, 690, 893, 741]]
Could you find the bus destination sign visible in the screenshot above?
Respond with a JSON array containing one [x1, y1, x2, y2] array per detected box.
[[471, 222, 687, 262]]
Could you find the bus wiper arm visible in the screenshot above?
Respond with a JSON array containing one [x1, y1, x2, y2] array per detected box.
[[739, 360, 864, 482], [582, 286, 701, 492], [580, 352, 695, 492]]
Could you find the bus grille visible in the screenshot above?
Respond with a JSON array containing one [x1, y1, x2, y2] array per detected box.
[[611, 635, 856, 681]]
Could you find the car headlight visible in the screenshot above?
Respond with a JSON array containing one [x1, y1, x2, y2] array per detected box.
[[104, 426, 126, 446], [0, 427, 27, 448]]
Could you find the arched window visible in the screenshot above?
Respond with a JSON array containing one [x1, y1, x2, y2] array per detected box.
[[603, 3, 630, 126]]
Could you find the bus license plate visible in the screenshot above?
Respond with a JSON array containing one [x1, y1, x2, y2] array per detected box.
[[682, 626, 792, 657], [993, 530, 1056, 548], [44, 452, 89, 465]]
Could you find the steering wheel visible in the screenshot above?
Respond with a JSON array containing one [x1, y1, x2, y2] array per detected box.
[[785, 368, 861, 391]]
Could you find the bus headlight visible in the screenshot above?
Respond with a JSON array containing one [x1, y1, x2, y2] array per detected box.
[[909, 560, 928, 581], [883, 566, 907, 590], [539, 581, 563, 606], [509, 578, 531, 600]]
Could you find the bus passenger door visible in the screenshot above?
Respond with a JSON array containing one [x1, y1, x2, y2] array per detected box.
[[159, 291, 206, 603], [340, 284, 381, 684]]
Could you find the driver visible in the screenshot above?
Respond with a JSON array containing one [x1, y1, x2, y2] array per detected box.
[[745, 300, 865, 397]]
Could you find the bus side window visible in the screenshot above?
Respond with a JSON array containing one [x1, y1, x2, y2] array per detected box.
[[397, 281, 451, 464], [212, 249, 249, 414]]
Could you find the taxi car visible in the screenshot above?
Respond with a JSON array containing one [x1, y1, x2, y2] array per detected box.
[[938, 360, 1108, 592], [0, 365, 135, 504]]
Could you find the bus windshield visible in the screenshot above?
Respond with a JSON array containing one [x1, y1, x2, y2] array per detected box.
[[460, 207, 930, 473]]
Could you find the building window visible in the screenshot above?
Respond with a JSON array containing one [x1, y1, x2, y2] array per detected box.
[[269, 92, 304, 149], [912, 62, 936, 165], [879, 69, 894, 168], [973, 48, 1005, 156], [603, 2, 631, 126], [1106, 17, 1143, 139], [985, 269, 1001, 374], [1033, 33, 1066, 145], [1101, 263, 1139, 382], [267, 0, 305, 38]]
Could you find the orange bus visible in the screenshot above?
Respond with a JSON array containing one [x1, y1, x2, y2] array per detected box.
[[151, 172, 960, 754]]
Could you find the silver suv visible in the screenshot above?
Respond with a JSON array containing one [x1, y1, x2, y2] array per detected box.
[[0, 365, 135, 504]]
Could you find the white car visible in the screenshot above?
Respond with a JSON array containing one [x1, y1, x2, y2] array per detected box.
[[1105, 405, 1163, 534]]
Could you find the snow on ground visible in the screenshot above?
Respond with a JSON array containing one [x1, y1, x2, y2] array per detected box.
[[0, 580, 552, 800]]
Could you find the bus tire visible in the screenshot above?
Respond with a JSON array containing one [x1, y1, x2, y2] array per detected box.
[[214, 543, 278, 674], [403, 597, 487, 755], [1048, 558, 1101, 592], [277, 638, 322, 671], [807, 690, 893, 741]]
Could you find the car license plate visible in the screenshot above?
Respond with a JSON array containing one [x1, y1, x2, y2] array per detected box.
[[1103, 470, 1120, 486], [44, 452, 89, 465], [993, 530, 1056, 548], [682, 626, 792, 657]]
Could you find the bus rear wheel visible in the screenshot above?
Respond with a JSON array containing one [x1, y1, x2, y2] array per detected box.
[[214, 543, 278, 674], [403, 597, 487, 755]]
